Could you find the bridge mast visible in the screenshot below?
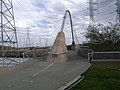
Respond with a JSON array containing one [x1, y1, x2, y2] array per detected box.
[[61, 10, 75, 48]]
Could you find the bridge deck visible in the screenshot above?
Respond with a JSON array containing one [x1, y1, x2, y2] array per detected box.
[[0, 51, 90, 90]]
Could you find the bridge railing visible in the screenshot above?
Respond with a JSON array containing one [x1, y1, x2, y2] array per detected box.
[[77, 46, 94, 62], [48, 50, 68, 61], [92, 52, 120, 61], [0, 50, 22, 67], [22, 49, 48, 61], [78, 46, 120, 62]]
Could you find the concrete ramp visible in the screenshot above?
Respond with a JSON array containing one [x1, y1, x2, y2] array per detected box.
[[47, 31, 67, 63]]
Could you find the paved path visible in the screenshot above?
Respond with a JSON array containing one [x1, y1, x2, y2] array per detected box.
[[0, 51, 90, 90]]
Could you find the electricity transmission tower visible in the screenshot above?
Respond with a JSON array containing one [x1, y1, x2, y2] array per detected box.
[[89, 0, 98, 25], [25, 27, 31, 48], [39, 37, 41, 47], [0, 0, 19, 66], [116, 0, 120, 24], [45, 38, 48, 47]]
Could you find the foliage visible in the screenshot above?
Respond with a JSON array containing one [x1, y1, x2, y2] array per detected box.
[[82, 41, 120, 52], [85, 23, 120, 43], [83, 23, 120, 51]]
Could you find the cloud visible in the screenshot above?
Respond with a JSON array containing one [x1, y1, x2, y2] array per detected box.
[[12, 0, 89, 47], [13, 0, 116, 47]]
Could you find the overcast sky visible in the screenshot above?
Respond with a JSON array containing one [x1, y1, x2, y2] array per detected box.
[[12, 0, 117, 47]]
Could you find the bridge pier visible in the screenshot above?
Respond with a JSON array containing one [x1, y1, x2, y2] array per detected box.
[[47, 31, 67, 63]]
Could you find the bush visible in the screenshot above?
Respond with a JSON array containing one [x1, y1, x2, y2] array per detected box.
[[82, 40, 120, 52]]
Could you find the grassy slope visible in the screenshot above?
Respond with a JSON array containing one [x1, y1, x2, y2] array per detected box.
[[0, 67, 12, 75], [71, 62, 120, 90]]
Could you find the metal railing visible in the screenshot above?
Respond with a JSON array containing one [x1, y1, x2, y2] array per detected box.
[[48, 50, 68, 60], [0, 50, 21, 67], [86, 51, 120, 62], [22, 50, 31, 62], [92, 52, 120, 61], [22, 49, 48, 62], [88, 50, 94, 62], [77, 46, 94, 62]]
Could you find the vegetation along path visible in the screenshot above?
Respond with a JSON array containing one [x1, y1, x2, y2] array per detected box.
[[71, 61, 120, 90]]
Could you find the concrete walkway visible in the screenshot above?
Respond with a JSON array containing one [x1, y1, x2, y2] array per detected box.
[[0, 51, 90, 90]]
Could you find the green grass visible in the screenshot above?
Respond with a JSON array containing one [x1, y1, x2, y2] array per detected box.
[[71, 61, 120, 90]]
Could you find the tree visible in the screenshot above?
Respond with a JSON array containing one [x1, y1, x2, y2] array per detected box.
[[84, 22, 120, 51], [85, 23, 120, 44]]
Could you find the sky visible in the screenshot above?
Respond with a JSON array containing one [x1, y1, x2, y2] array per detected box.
[[12, 0, 117, 47]]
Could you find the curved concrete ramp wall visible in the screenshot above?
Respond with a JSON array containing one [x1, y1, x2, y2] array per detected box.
[[47, 31, 67, 63]]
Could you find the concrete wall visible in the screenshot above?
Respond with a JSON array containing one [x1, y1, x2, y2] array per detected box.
[[47, 31, 67, 63]]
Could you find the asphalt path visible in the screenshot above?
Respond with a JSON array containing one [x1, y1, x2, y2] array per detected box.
[[0, 51, 90, 90]]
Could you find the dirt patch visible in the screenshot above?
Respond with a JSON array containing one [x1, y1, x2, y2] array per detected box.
[[0, 67, 13, 75]]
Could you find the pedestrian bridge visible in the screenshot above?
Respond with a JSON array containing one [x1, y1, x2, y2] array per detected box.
[[0, 10, 91, 90]]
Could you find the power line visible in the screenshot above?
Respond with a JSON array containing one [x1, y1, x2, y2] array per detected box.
[[95, 2, 116, 16], [93, 0, 118, 23], [96, 10, 115, 17], [98, 0, 114, 5], [96, 11, 116, 21], [98, 3, 115, 10]]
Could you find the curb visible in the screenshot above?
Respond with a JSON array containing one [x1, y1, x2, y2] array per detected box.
[[57, 75, 84, 90], [57, 63, 91, 90]]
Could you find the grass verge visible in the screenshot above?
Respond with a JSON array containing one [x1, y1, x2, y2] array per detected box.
[[0, 67, 12, 75], [71, 61, 120, 90]]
